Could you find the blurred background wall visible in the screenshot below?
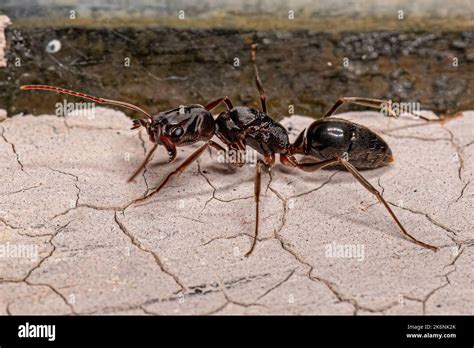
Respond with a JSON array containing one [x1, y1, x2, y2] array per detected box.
[[2, 0, 473, 20], [0, 0, 472, 118]]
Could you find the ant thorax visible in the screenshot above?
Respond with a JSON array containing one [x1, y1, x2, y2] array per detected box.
[[215, 106, 290, 155]]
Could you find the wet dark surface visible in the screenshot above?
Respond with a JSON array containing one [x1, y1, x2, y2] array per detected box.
[[1, 27, 473, 119]]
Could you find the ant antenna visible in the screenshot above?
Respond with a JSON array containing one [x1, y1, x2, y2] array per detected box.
[[20, 85, 153, 120]]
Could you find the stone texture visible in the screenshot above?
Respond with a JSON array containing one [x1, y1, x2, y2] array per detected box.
[[0, 16, 10, 67], [0, 107, 472, 315]]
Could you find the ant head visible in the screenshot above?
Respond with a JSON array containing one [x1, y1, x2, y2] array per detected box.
[[132, 105, 215, 162]]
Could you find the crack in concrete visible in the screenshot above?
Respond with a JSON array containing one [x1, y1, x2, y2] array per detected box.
[[114, 211, 185, 291], [17, 231, 54, 238], [49, 168, 81, 208], [25, 281, 76, 314], [290, 171, 341, 199], [51, 203, 122, 220], [40, 151, 204, 238], [139, 305, 157, 315], [0, 183, 42, 196], [404, 247, 465, 314], [204, 272, 271, 314], [82, 272, 273, 315], [201, 232, 253, 247], [56, 120, 151, 216], [205, 293, 269, 315], [255, 268, 296, 301], [310, 266, 402, 315], [442, 126, 464, 181], [376, 176, 462, 249], [1, 280, 76, 315], [266, 189, 358, 312], [46, 123, 61, 135], [381, 121, 468, 208], [82, 298, 162, 315], [0, 218, 22, 230], [0, 220, 77, 314], [137, 131, 151, 196], [0, 126, 26, 172], [224, 273, 272, 288], [196, 161, 253, 215], [379, 130, 451, 142], [22, 220, 72, 280], [389, 202, 459, 242], [380, 116, 466, 183], [454, 180, 470, 203], [176, 215, 206, 224], [379, 169, 471, 252], [266, 170, 340, 241], [5, 302, 12, 315]]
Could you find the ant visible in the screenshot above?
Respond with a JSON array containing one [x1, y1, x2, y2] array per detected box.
[[20, 44, 444, 256]]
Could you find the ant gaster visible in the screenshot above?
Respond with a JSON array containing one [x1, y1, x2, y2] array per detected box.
[[21, 44, 440, 256]]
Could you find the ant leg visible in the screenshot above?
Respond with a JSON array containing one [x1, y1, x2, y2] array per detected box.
[[209, 141, 226, 152], [408, 111, 463, 123], [204, 96, 233, 111], [281, 154, 437, 251], [322, 97, 399, 118], [337, 157, 438, 252], [245, 154, 274, 257], [207, 139, 226, 158], [280, 154, 339, 171], [132, 140, 222, 204], [245, 159, 264, 257], [251, 43, 267, 113], [322, 96, 455, 123], [127, 143, 158, 183]]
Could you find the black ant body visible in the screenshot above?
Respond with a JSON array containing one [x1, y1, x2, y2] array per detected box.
[[20, 44, 441, 256]]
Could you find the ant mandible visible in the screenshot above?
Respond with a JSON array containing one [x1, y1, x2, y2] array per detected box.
[[20, 44, 441, 256]]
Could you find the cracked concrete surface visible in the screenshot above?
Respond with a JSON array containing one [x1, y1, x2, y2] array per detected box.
[[0, 107, 472, 315]]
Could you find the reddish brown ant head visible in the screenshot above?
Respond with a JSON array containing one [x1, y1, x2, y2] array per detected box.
[[126, 105, 215, 183], [135, 105, 216, 162]]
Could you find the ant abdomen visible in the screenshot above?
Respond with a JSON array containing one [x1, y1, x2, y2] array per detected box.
[[304, 118, 393, 170]]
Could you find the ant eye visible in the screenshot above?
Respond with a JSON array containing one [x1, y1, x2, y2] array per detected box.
[[171, 127, 183, 138]]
